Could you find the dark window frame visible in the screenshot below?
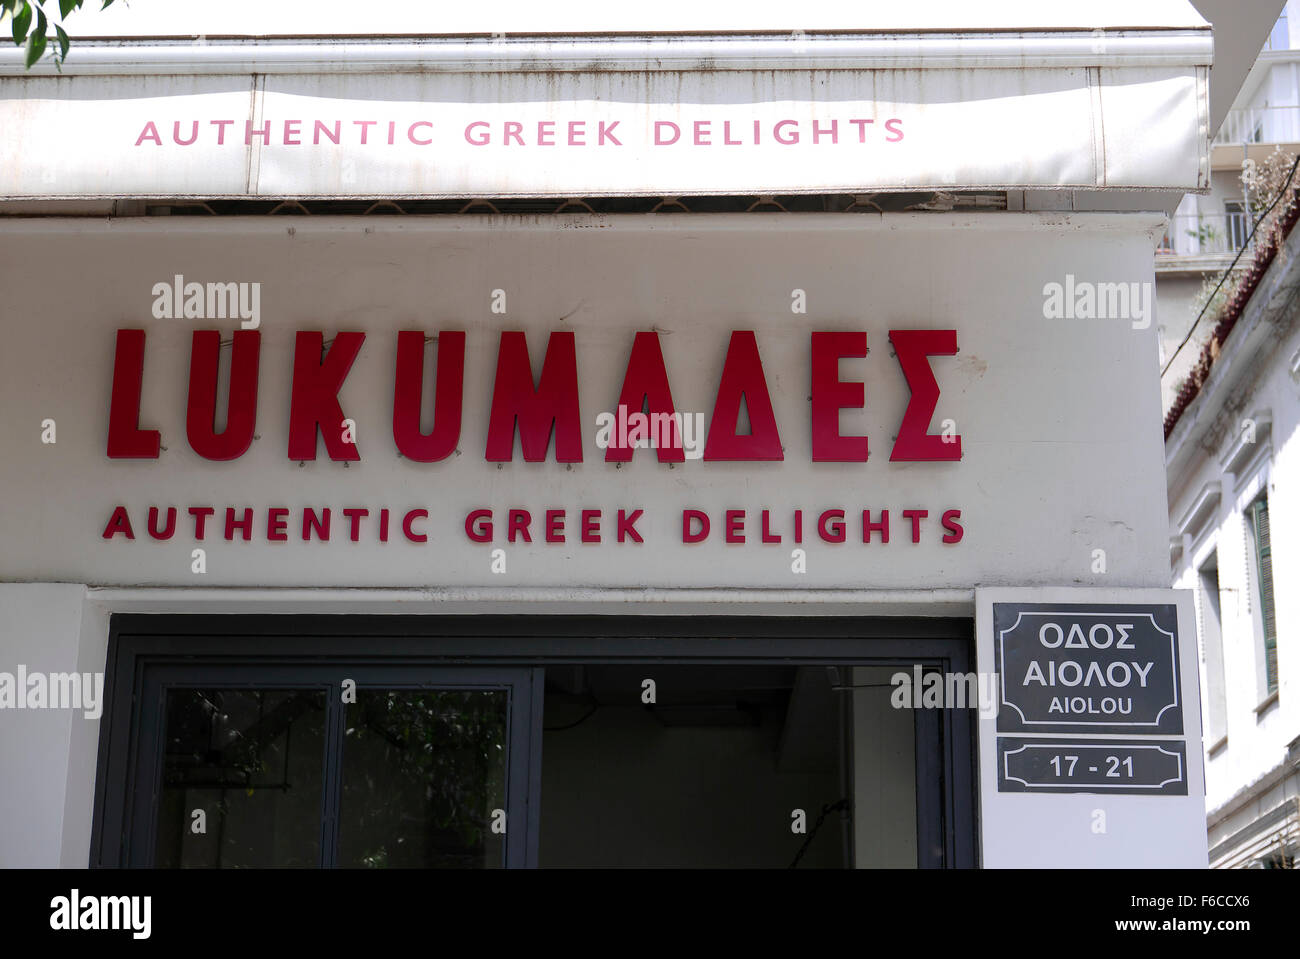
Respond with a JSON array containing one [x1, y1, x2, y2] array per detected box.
[[1224, 200, 1250, 250], [91, 614, 978, 869], [1197, 551, 1228, 744], [130, 664, 537, 868], [1247, 495, 1279, 696]]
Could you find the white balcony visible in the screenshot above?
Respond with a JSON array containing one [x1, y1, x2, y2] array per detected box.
[[1158, 209, 1253, 259], [1214, 105, 1300, 146]]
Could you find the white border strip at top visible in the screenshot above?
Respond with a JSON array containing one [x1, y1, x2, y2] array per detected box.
[[0, 31, 1213, 76]]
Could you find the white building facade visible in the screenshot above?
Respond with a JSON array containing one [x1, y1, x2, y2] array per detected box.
[[1165, 195, 1300, 870], [1157, 1, 1300, 870], [0, 0, 1283, 870]]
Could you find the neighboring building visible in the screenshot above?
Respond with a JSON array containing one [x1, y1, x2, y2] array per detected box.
[[0, 1, 1282, 869], [1164, 222, 1300, 866], [1160, 1, 1300, 399], [1161, 6, 1300, 869]]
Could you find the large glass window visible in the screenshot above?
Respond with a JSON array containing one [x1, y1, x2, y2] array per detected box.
[[111, 665, 538, 868], [94, 618, 977, 869], [156, 689, 327, 867], [338, 689, 508, 868], [1225, 201, 1250, 251]]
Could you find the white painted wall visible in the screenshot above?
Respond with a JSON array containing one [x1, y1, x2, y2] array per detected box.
[[1154, 273, 1204, 376], [0, 584, 97, 867], [0, 214, 1171, 591], [0, 211, 1192, 867]]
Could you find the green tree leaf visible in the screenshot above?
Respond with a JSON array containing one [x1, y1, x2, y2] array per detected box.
[[55, 23, 67, 58], [59, 0, 78, 19], [23, 9, 46, 67], [12, 1, 31, 45]]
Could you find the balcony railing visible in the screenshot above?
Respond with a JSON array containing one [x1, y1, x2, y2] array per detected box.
[[1157, 210, 1252, 258], [1214, 105, 1300, 146]]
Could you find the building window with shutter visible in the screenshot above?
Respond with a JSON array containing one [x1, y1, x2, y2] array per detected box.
[[1247, 495, 1279, 697], [1198, 552, 1229, 747]]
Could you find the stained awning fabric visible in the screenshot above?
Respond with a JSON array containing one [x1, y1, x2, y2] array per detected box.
[[0, 0, 1212, 198]]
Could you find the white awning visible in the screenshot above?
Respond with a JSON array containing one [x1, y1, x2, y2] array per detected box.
[[0, 1, 1213, 199], [2, 0, 1216, 37]]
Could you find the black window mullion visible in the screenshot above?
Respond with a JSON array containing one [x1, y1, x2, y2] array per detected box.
[[913, 677, 945, 868], [319, 677, 346, 867], [500, 667, 543, 869], [522, 667, 545, 868], [127, 675, 169, 867]]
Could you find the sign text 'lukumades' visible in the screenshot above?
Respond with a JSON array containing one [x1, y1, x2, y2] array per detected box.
[[106, 328, 963, 464]]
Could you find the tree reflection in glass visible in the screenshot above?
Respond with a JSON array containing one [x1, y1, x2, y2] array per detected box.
[[338, 689, 508, 868], [156, 688, 327, 867]]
